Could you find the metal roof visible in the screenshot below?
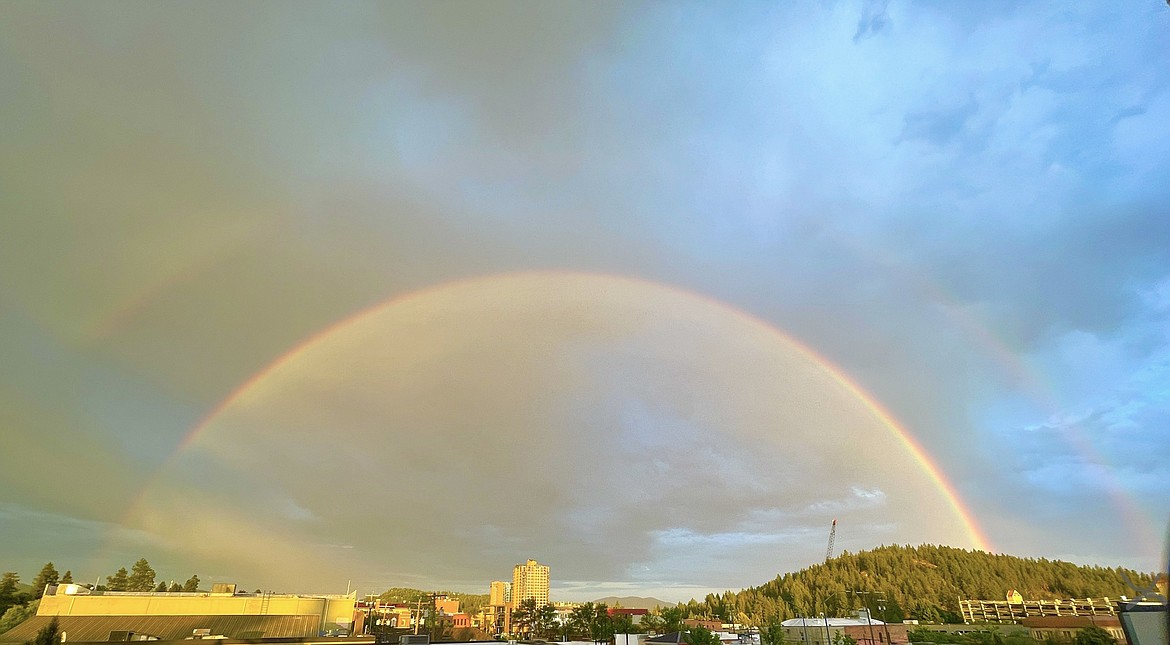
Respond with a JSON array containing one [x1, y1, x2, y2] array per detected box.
[[0, 614, 323, 643], [781, 617, 886, 627]]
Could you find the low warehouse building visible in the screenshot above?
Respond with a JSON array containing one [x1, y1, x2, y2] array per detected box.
[[0, 584, 359, 644]]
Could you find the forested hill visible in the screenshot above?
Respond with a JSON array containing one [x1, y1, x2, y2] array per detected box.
[[681, 545, 1155, 625]]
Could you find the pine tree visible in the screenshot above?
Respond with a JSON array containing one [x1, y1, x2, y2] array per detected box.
[[685, 626, 721, 645], [0, 573, 22, 617], [168, 582, 182, 592], [127, 559, 155, 592], [59, 571, 72, 585], [27, 616, 60, 645], [106, 568, 129, 592], [182, 575, 200, 592], [760, 619, 786, 645], [31, 563, 60, 599], [511, 598, 537, 637]]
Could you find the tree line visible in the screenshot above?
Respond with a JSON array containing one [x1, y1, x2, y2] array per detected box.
[[508, 598, 716, 643], [676, 544, 1157, 626]]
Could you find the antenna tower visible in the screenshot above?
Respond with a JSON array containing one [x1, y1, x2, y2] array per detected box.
[[825, 519, 837, 563]]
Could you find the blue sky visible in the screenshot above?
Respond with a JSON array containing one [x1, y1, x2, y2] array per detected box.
[[1, 1, 1168, 601]]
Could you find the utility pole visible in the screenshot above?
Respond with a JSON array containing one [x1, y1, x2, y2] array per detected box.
[[864, 604, 875, 645], [414, 596, 424, 635], [846, 590, 879, 645], [876, 600, 891, 645]]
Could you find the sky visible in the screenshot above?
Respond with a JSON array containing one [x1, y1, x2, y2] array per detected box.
[[1, 1, 1168, 603]]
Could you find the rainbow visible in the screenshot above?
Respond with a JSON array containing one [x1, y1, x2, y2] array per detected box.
[[129, 270, 994, 553], [813, 230, 1160, 554]]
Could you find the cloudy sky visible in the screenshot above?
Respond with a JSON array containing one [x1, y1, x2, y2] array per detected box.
[[1, 1, 1168, 602]]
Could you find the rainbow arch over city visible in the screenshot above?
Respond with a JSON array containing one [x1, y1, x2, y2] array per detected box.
[[139, 270, 995, 553]]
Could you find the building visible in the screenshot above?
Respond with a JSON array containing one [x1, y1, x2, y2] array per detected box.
[[610, 608, 649, 625], [959, 597, 1119, 623], [511, 559, 550, 608], [1, 585, 359, 644], [1118, 601, 1168, 645], [432, 596, 459, 616], [781, 612, 909, 645], [482, 581, 511, 637], [356, 602, 415, 634], [1021, 616, 1125, 643], [489, 581, 511, 606]]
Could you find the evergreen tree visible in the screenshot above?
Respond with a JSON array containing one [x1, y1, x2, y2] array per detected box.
[[106, 568, 129, 592], [568, 602, 596, 639], [760, 620, 786, 645], [510, 598, 537, 637], [127, 559, 156, 592], [685, 626, 721, 645], [659, 606, 685, 633], [182, 575, 200, 592], [589, 604, 613, 643], [59, 572, 72, 585], [1072, 626, 1116, 645], [26, 616, 60, 645], [535, 603, 559, 640], [0, 573, 22, 617], [168, 582, 182, 592], [31, 564, 60, 599], [640, 611, 664, 635], [612, 613, 638, 637], [155, 582, 167, 592]]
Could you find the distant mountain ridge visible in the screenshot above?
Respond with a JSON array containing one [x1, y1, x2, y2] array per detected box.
[[592, 596, 673, 610], [679, 544, 1157, 625]]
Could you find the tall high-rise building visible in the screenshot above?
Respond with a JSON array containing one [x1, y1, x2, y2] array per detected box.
[[511, 559, 550, 608], [486, 581, 512, 637], [489, 581, 511, 606]]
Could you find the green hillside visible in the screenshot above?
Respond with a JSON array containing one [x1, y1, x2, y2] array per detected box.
[[679, 545, 1156, 625]]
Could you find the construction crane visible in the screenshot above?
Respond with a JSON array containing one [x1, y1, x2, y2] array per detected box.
[[825, 519, 837, 563]]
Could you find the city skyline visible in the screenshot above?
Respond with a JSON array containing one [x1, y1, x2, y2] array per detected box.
[[2, 1, 1169, 604]]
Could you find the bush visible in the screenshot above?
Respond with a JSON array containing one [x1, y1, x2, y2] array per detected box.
[[0, 600, 38, 635]]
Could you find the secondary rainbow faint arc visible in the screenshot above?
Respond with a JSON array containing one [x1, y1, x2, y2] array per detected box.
[[828, 228, 1158, 552], [155, 270, 994, 553]]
